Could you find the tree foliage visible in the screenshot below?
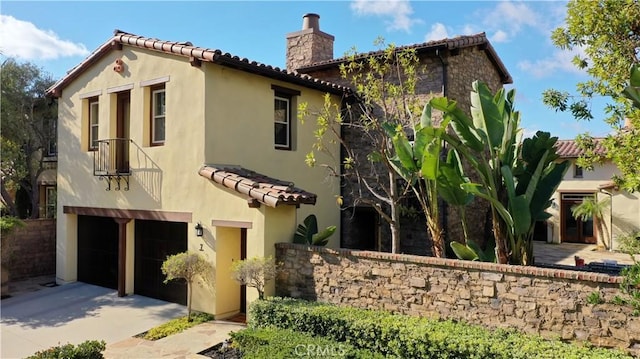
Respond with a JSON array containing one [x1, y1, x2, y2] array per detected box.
[[571, 196, 611, 248], [231, 256, 278, 300], [1, 59, 57, 217], [542, 0, 640, 191], [427, 82, 568, 265], [161, 251, 213, 321], [300, 40, 435, 254]]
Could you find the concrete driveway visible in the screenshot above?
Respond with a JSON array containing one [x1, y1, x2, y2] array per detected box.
[[1, 281, 185, 359]]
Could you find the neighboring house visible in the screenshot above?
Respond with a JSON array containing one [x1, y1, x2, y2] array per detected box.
[[37, 145, 57, 219], [547, 138, 640, 250], [47, 30, 346, 317], [285, 14, 513, 254]]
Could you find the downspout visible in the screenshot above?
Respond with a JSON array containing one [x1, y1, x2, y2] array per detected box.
[[598, 188, 614, 251], [436, 48, 449, 245]]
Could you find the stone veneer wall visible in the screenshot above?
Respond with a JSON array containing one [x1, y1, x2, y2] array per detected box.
[[443, 46, 505, 247], [2, 219, 56, 280], [276, 243, 639, 353], [302, 46, 506, 254]]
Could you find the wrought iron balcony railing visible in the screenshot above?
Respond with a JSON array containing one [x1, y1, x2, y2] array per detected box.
[[93, 138, 131, 191]]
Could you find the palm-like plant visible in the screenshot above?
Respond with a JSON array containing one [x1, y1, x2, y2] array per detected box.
[[571, 196, 611, 249]]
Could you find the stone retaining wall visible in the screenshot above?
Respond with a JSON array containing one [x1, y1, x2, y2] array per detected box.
[[2, 219, 56, 281], [275, 243, 639, 354]]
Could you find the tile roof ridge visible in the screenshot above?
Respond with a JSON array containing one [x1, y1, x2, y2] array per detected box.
[[47, 30, 352, 97], [300, 32, 489, 68]]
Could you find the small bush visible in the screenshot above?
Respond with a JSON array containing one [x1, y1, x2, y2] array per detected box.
[[0, 215, 24, 235], [143, 312, 214, 340], [231, 256, 277, 300], [230, 327, 383, 358], [587, 291, 604, 304], [26, 340, 106, 359], [249, 297, 632, 359]]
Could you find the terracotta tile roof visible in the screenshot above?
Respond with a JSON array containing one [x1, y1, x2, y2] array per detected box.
[[47, 30, 351, 97], [198, 165, 316, 208], [554, 138, 606, 158], [297, 32, 512, 84]]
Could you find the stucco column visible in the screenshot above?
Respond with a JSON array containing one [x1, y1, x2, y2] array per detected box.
[[114, 218, 131, 297]]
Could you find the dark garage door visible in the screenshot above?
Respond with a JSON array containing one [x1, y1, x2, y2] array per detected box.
[[135, 220, 187, 305], [77, 215, 118, 289]]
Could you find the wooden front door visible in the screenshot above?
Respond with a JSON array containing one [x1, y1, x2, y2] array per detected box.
[[561, 193, 596, 244], [116, 92, 130, 173]]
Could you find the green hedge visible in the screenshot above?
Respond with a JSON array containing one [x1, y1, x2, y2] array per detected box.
[[231, 327, 383, 358], [26, 340, 105, 359], [249, 297, 632, 359]]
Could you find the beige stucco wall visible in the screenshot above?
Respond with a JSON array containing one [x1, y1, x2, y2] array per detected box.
[[548, 160, 640, 250], [56, 45, 341, 316], [203, 63, 341, 247]]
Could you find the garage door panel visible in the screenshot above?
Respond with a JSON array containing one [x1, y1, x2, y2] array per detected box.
[[77, 216, 118, 290], [135, 220, 187, 305]]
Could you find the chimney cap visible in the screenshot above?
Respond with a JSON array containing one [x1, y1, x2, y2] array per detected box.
[[302, 13, 321, 31]]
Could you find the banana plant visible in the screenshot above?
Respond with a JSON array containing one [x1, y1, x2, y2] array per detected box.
[[450, 237, 496, 262], [293, 214, 336, 246], [430, 81, 568, 265], [623, 63, 640, 108], [382, 102, 471, 257]]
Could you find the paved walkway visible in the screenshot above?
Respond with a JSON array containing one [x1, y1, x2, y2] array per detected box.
[[104, 320, 244, 358], [1, 278, 245, 358], [533, 241, 638, 266]]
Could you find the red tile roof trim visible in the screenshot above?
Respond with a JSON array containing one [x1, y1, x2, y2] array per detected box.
[[198, 165, 316, 208], [47, 30, 351, 97], [554, 138, 606, 158], [297, 32, 512, 84]]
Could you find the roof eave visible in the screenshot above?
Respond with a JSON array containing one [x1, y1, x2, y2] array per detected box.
[[47, 31, 351, 98], [297, 37, 513, 85], [46, 38, 120, 98], [210, 55, 347, 96]]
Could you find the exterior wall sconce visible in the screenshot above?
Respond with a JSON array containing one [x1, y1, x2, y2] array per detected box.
[[195, 222, 204, 237]]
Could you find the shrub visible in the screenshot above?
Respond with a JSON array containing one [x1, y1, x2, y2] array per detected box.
[[26, 340, 106, 359], [162, 251, 213, 321], [587, 291, 604, 304], [249, 297, 632, 359], [143, 312, 214, 340], [230, 327, 383, 358], [231, 256, 277, 300]]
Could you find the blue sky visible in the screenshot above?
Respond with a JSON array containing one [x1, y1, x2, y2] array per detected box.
[[1, 1, 612, 140]]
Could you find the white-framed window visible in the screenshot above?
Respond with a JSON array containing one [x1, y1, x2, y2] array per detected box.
[[151, 86, 166, 145], [274, 95, 290, 149], [89, 98, 99, 151]]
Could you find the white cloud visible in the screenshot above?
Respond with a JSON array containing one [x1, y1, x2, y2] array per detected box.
[[461, 24, 477, 35], [350, 0, 421, 32], [490, 30, 509, 43], [0, 15, 88, 60], [487, 1, 540, 33], [475, 1, 556, 43], [424, 23, 449, 42], [521, 127, 539, 139], [517, 47, 586, 78]]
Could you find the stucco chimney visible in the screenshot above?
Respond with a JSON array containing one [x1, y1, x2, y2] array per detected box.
[[286, 13, 334, 72]]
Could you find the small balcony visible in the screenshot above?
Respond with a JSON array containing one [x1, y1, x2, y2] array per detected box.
[[93, 138, 131, 190]]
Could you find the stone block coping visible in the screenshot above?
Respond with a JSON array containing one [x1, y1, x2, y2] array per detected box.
[[276, 243, 624, 284]]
